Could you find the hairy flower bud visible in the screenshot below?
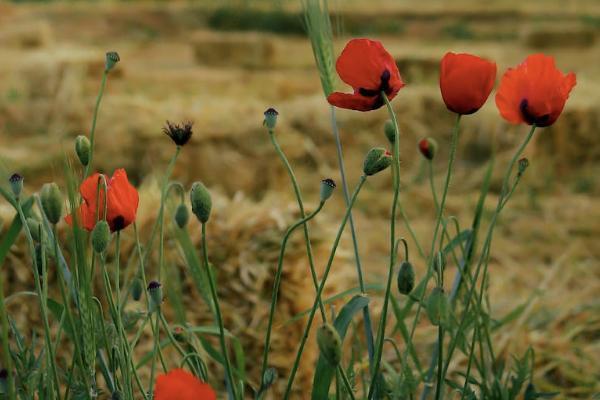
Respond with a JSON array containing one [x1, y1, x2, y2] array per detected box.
[[91, 220, 111, 253], [147, 281, 163, 313], [40, 183, 63, 225], [105, 51, 120, 72], [363, 148, 393, 176], [384, 120, 396, 144], [418, 138, 438, 160], [316, 323, 342, 366], [397, 261, 415, 295], [263, 107, 279, 130], [262, 367, 278, 390], [190, 182, 212, 223], [426, 287, 449, 327], [8, 173, 23, 198], [174, 203, 189, 228], [131, 277, 143, 301], [75, 135, 91, 166], [319, 178, 336, 202]]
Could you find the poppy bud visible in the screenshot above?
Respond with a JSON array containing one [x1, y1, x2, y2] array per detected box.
[[316, 323, 342, 366], [131, 277, 143, 301], [172, 325, 189, 343], [190, 182, 212, 224], [518, 158, 529, 177], [320, 178, 336, 202], [263, 107, 279, 130], [261, 367, 278, 390], [75, 135, 91, 166], [384, 120, 396, 144], [397, 261, 415, 295], [105, 51, 120, 72], [363, 148, 393, 176], [8, 173, 23, 198], [418, 138, 438, 161], [426, 287, 449, 327], [27, 218, 42, 243], [147, 281, 163, 312], [40, 183, 63, 225], [91, 220, 111, 254], [174, 203, 189, 228]]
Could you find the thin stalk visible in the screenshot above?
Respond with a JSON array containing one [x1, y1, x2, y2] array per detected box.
[[284, 175, 367, 397], [267, 130, 326, 321], [158, 147, 181, 282], [440, 125, 537, 389], [15, 202, 61, 400], [148, 311, 162, 397], [201, 222, 238, 400], [416, 114, 462, 399], [83, 70, 108, 179], [338, 366, 357, 400], [0, 250, 14, 398], [259, 202, 325, 392], [367, 93, 402, 399], [434, 258, 445, 400], [158, 312, 199, 376], [329, 105, 376, 365], [428, 161, 440, 213]]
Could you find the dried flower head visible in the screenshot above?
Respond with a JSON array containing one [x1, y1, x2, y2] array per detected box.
[[163, 121, 193, 147]]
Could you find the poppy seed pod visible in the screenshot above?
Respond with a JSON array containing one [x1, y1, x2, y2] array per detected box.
[[418, 138, 438, 161], [40, 183, 63, 225], [397, 261, 415, 295], [320, 178, 336, 202], [426, 287, 449, 327], [91, 220, 111, 254], [316, 323, 342, 366], [147, 281, 163, 312], [174, 203, 189, 228], [262, 367, 278, 391], [518, 158, 530, 177], [384, 120, 396, 144], [131, 277, 143, 301], [363, 147, 393, 176], [9, 173, 23, 198], [105, 51, 120, 72], [27, 218, 43, 243], [263, 108, 279, 130], [190, 182, 212, 224]]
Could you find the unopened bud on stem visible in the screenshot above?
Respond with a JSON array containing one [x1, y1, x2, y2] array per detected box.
[[363, 147, 393, 176], [40, 183, 63, 225], [190, 182, 212, 223]]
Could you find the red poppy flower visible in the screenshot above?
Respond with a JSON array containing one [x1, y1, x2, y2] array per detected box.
[[155, 369, 216, 400], [495, 54, 576, 127], [439, 52, 497, 115], [65, 168, 139, 232], [327, 38, 405, 111]]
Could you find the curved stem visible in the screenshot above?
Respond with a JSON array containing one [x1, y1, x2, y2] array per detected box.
[[83, 70, 108, 179], [201, 222, 238, 400], [259, 202, 325, 392], [367, 93, 401, 399], [158, 147, 181, 283], [329, 105, 376, 365], [283, 175, 367, 398]]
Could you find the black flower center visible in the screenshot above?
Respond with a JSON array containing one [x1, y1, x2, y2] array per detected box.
[[112, 216, 126, 231], [520, 99, 550, 126]]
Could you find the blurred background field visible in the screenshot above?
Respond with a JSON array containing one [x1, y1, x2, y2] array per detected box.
[[0, 0, 599, 398]]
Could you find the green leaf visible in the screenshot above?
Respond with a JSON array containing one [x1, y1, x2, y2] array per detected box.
[[311, 294, 370, 400]]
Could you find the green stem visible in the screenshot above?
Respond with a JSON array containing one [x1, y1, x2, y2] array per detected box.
[[367, 93, 402, 399], [329, 105, 376, 365], [0, 247, 14, 398], [201, 222, 238, 400], [283, 175, 367, 398], [338, 366, 357, 400], [15, 202, 61, 400], [158, 147, 181, 283], [440, 125, 537, 390], [428, 161, 440, 214], [259, 202, 325, 393], [83, 70, 108, 179], [158, 312, 199, 376], [148, 311, 162, 397], [268, 130, 326, 321]]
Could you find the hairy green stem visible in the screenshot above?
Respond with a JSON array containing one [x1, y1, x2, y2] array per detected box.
[[259, 201, 325, 394], [284, 175, 367, 398], [83, 70, 108, 179], [201, 222, 238, 400]]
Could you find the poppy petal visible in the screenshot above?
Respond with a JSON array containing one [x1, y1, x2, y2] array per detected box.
[[327, 92, 379, 111], [155, 369, 216, 400], [106, 169, 139, 231]]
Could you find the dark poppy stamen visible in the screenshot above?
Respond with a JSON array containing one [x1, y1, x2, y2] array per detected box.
[[112, 216, 126, 231], [519, 99, 551, 127], [163, 120, 193, 147], [147, 281, 162, 290]]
